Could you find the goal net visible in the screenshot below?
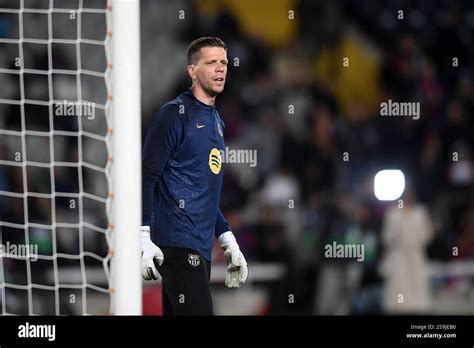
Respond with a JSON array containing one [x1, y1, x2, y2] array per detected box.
[[0, 0, 141, 315]]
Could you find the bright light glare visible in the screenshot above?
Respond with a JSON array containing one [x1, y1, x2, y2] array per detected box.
[[374, 170, 405, 201]]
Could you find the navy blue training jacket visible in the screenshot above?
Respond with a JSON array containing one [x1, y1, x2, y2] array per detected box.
[[142, 89, 230, 261]]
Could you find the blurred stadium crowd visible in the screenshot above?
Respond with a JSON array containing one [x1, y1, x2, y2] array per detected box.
[[1, 0, 474, 315]]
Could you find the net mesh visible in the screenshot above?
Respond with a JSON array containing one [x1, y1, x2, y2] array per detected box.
[[0, 0, 114, 315]]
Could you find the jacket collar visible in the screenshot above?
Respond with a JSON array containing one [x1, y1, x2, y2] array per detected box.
[[182, 88, 216, 109]]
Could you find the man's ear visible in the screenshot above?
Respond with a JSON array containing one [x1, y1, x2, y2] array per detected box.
[[187, 64, 196, 80]]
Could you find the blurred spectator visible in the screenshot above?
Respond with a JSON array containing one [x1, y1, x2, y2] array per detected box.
[[379, 186, 434, 313]]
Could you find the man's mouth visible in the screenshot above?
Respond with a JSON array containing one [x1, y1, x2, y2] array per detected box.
[[213, 77, 224, 82]]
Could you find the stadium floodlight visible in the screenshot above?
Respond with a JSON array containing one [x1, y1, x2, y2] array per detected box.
[[374, 169, 405, 201], [0, 0, 141, 315]]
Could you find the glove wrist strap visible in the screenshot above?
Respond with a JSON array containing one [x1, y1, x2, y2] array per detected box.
[[218, 231, 237, 248], [141, 225, 151, 238]]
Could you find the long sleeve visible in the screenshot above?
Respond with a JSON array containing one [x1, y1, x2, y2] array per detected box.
[[142, 105, 184, 228], [215, 208, 231, 238]]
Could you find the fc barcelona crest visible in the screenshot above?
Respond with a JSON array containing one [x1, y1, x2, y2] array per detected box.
[[188, 254, 200, 267]]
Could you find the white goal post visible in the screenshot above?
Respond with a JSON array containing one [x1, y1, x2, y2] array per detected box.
[[111, 0, 142, 315]]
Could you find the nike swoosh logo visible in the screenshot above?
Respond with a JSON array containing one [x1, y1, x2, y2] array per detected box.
[[196, 124, 206, 128]]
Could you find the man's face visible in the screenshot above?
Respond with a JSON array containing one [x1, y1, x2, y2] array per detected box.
[[188, 46, 228, 97]]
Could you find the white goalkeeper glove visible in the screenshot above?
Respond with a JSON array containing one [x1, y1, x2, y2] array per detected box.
[[140, 226, 164, 281], [219, 231, 248, 288]]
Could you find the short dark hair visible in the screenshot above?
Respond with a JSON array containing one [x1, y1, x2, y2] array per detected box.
[[187, 37, 227, 65]]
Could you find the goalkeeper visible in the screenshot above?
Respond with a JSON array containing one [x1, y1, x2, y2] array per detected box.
[[140, 37, 248, 315]]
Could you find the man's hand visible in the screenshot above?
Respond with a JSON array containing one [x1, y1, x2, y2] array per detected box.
[[141, 226, 164, 280], [219, 231, 248, 288]]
